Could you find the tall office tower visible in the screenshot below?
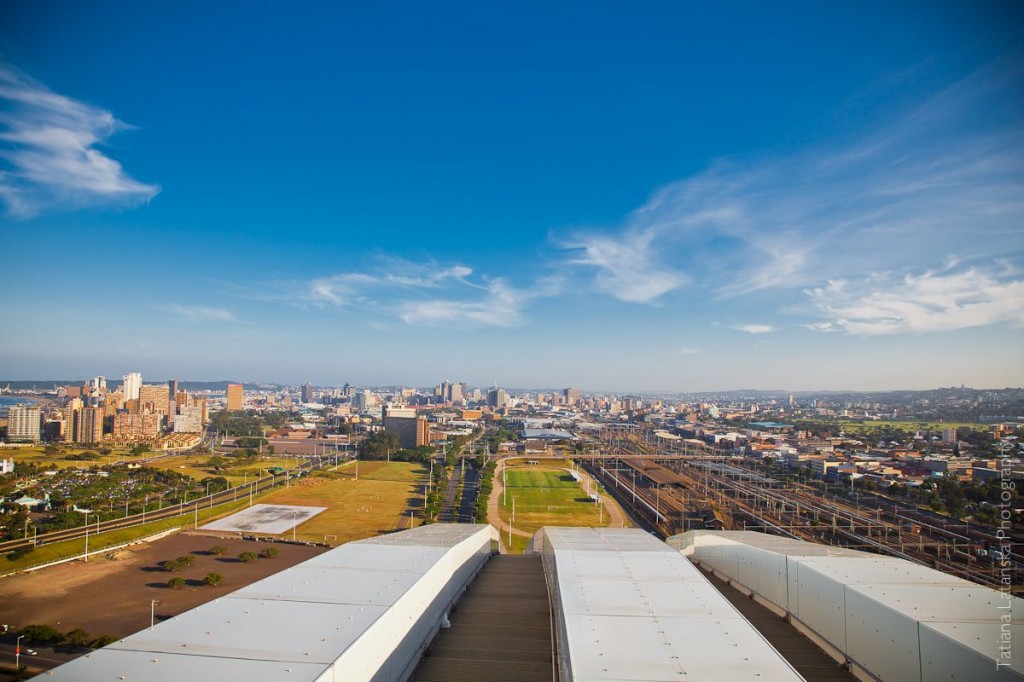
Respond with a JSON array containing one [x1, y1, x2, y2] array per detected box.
[[77, 406, 104, 444], [139, 385, 170, 414], [302, 383, 315, 403], [226, 383, 244, 411], [449, 382, 463, 404], [91, 376, 107, 391], [122, 372, 142, 401], [563, 387, 582, 406], [486, 388, 508, 408], [7, 405, 42, 443], [168, 379, 180, 405]]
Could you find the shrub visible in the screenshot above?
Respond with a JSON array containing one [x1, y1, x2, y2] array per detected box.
[[209, 545, 227, 556], [259, 547, 279, 558], [65, 628, 90, 646], [203, 572, 223, 586], [20, 624, 64, 644], [160, 559, 183, 572], [89, 634, 117, 648], [238, 551, 259, 563], [167, 577, 186, 589], [177, 554, 196, 567]]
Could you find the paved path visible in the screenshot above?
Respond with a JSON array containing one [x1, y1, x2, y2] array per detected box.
[[487, 459, 533, 541]]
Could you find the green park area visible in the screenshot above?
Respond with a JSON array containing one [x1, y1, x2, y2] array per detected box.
[[4, 445, 142, 469], [838, 420, 987, 437], [498, 465, 609, 552], [248, 460, 427, 545], [148, 453, 305, 487]]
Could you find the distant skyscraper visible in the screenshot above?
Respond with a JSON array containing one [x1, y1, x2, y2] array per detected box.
[[563, 387, 582, 406], [302, 383, 315, 403], [91, 376, 107, 391], [169, 379, 180, 403], [226, 383, 244, 411], [7, 405, 42, 443], [122, 372, 142, 401], [486, 388, 507, 408]]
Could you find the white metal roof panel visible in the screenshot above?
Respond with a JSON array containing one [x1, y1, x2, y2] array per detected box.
[[44, 648, 331, 682], [46, 524, 497, 682], [567, 614, 809, 682], [540, 527, 804, 682]]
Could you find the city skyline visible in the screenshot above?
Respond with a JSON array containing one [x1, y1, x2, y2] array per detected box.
[[1, 2, 1022, 392]]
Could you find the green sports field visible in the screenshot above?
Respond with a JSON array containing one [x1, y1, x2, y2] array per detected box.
[[498, 466, 609, 542]]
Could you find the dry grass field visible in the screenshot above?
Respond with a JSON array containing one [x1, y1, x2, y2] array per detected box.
[[253, 461, 427, 544]]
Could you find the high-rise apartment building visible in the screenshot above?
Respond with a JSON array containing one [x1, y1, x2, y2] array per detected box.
[[113, 412, 161, 440], [77, 406, 104, 444], [168, 379, 180, 406], [122, 372, 142, 401], [139, 384, 170, 414], [7, 405, 42, 443], [226, 383, 244, 411], [563, 387, 582, 405], [302, 383, 315, 404]]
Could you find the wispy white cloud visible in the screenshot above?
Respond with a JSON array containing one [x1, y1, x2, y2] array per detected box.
[[557, 60, 1024, 332], [562, 227, 687, 303], [398, 278, 532, 327], [732, 324, 776, 334], [805, 264, 1024, 335], [169, 304, 237, 323], [280, 258, 559, 327], [0, 61, 159, 217], [678, 347, 702, 355], [308, 263, 472, 307]]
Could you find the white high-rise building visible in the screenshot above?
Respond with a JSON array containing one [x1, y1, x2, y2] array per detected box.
[[122, 372, 142, 401]]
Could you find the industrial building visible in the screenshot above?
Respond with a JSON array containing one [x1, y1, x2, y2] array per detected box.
[[45, 526, 1022, 681]]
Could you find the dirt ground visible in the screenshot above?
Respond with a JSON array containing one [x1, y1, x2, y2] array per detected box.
[[0, 531, 327, 639]]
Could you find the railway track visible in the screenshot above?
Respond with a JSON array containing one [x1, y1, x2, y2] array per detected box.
[[588, 456, 1020, 589]]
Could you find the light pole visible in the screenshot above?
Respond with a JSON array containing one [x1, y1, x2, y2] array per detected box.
[[151, 599, 160, 629], [16, 634, 23, 669], [84, 510, 89, 561]]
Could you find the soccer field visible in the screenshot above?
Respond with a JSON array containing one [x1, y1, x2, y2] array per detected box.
[[498, 466, 609, 539]]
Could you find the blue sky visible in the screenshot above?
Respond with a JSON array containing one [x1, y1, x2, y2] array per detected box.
[[1, 1, 1022, 391]]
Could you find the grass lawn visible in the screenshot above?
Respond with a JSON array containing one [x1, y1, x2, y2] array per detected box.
[[5, 445, 141, 469], [149, 454, 305, 485], [838, 420, 987, 435], [0, 494, 267, 575], [498, 466, 609, 540], [256, 461, 427, 545]]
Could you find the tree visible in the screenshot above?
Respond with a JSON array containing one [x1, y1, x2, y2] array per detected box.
[[177, 554, 196, 567], [160, 559, 183, 572], [89, 634, 117, 648], [167, 577, 186, 589], [238, 551, 259, 563], [21, 624, 64, 644], [259, 547, 279, 558], [204, 572, 224, 586], [209, 545, 227, 556], [65, 628, 91, 646]]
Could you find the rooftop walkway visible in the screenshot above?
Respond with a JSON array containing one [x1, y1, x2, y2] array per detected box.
[[412, 554, 554, 682]]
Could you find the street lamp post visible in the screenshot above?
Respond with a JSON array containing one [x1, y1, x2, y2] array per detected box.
[[151, 599, 160, 630], [84, 511, 89, 561], [15, 634, 23, 669]]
